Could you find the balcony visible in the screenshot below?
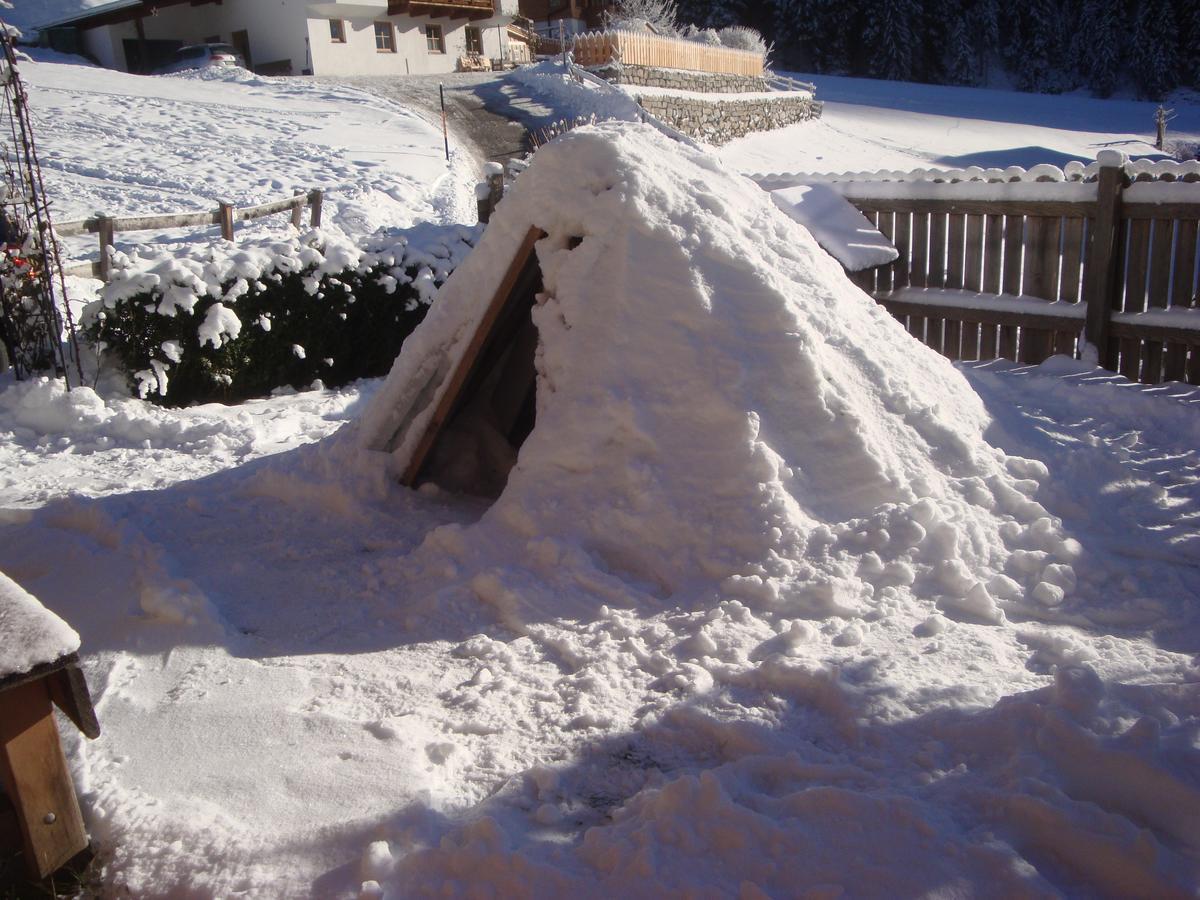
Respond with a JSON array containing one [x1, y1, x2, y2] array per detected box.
[[387, 0, 496, 19]]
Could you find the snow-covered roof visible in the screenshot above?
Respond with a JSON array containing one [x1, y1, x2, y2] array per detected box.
[[0, 570, 80, 679]]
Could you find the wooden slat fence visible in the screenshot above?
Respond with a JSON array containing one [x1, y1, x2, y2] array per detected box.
[[56, 189, 324, 282], [572, 30, 764, 77], [839, 161, 1200, 386]]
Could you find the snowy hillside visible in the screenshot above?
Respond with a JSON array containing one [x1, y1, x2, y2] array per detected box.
[[1, 56, 1199, 898]]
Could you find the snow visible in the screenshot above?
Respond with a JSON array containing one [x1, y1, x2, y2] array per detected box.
[[1, 54, 1200, 898], [0, 569, 80, 677], [18, 56, 478, 267], [771, 183, 899, 271]]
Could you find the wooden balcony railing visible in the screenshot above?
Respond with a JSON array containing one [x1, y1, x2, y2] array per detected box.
[[388, 0, 496, 19]]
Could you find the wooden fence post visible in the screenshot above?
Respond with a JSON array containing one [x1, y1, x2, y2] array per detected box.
[[218, 202, 235, 241], [291, 190, 304, 230], [309, 190, 323, 229], [97, 215, 114, 281], [1081, 154, 1126, 366]]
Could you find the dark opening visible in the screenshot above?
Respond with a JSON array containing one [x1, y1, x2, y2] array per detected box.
[[413, 238, 547, 497]]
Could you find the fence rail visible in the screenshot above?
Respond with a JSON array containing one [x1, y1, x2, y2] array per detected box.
[[57, 189, 324, 281], [831, 158, 1200, 385], [572, 31, 764, 77]]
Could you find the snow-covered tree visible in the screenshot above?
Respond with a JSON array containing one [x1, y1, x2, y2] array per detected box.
[[604, 0, 679, 34], [1070, 0, 1121, 97], [863, 0, 918, 81], [1129, 0, 1177, 99], [942, 13, 978, 85]]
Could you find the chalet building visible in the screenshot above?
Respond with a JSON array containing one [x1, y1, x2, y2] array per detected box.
[[517, 0, 614, 39], [38, 0, 531, 77]]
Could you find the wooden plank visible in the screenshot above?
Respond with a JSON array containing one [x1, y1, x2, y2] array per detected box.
[[1118, 337, 1142, 380], [111, 210, 216, 232], [1060, 217, 1085, 303], [1002, 215, 1024, 296], [1142, 341, 1164, 384], [891, 211, 911, 290], [1164, 343, 1189, 382], [911, 212, 929, 288], [928, 212, 947, 288], [982, 214, 1003, 294], [1122, 201, 1200, 220], [1108, 319, 1200, 345], [964, 214, 984, 292], [1019, 328, 1053, 364], [1022, 216, 1061, 301], [218, 202, 235, 241], [944, 319, 962, 360], [1082, 164, 1126, 366], [999, 325, 1018, 360], [97, 216, 114, 282], [945, 214, 965, 289], [401, 227, 544, 487], [980, 323, 998, 359], [1147, 219, 1174, 310], [1053, 330, 1076, 357], [1171, 219, 1198, 308], [874, 211, 894, 294], [1124, 219, 1151, 313], [960, 321, 980, 360], [846, 197, 1098, 218], [875, 298, 1084, 331], [0, 680, 88, 879], [1188, 347, 1200, 385]]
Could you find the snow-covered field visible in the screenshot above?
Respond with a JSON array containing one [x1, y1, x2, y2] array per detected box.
[[2, 52, 1200, 898]]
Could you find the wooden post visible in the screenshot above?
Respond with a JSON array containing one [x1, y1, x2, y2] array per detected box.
[[309, 190, 323, 229], [218, 202, 235, 241], [291, 191, 304, 230], [0, 680, 88, 879], [97, 215, 114, 282], [1082, 159, 1126, 365]]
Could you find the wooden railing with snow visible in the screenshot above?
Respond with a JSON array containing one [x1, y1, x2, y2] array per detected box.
[[55, 189, 325, 282], [756, 156, 1200, 386], [572, 31, 764, 78]]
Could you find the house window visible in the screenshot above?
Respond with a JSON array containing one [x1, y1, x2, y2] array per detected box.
[[425, 24, 445, 54], [329, 19, 346, 43], [465, 26, 483, 55], [374, 21, 395, 52]]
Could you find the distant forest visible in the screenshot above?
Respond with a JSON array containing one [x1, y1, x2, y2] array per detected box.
[[673, 0, 1200, 100]]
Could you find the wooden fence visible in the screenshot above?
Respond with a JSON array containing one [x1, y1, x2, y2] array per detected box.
[[825, 159, 1200, 385], [56, 189, 324, 281], [572, 31, 764, 77]]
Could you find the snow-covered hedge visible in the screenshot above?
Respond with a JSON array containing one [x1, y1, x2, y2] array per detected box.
[[84, 225, 479, 407]]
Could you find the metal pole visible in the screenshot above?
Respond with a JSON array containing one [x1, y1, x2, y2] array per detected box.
[[439, 83, 449, 163]]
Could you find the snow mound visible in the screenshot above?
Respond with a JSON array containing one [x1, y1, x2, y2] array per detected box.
[[360, 122, 1076, 626], [0, 569, 79, 677]]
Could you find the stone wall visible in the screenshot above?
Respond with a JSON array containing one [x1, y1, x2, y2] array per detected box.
[[589, 64, 767, 94], [635, 94, 821, 145]]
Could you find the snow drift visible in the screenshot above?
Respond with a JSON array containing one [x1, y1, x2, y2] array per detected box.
[[360, 122, 1075, 628]]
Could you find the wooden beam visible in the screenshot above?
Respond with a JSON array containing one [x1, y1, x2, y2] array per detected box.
[[0, 681, 88, 880], [401, 227, 545, 487]]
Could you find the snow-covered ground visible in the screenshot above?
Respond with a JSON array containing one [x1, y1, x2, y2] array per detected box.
[[2, 53, 1200, 899]]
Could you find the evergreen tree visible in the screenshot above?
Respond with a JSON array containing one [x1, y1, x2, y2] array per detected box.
[[1011, 0, 1064, 92], [1129, 0, 1178, 99], [1185, 0, 1200, 89], [943, 13, 978, 84], [1070, 0, 1120, 97], [863, 0, 918, 81]]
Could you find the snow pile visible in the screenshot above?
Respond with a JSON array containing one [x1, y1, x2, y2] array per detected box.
[[363, 122, 1079, 629], [341, 122, 1200, 897], [771, 183, 899, 271], [0, 569, 79, 677]]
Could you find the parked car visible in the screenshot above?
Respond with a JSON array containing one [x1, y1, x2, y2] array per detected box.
[[157, 44, 246, 74]]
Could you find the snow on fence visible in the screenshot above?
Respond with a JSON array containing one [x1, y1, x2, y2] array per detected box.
[[761, 155, 1200, 386], [56, 189, 325, 282], [572, 31, 764, 78]]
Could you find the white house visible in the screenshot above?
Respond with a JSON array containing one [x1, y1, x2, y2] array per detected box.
[[38, 0, 531, 77]]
